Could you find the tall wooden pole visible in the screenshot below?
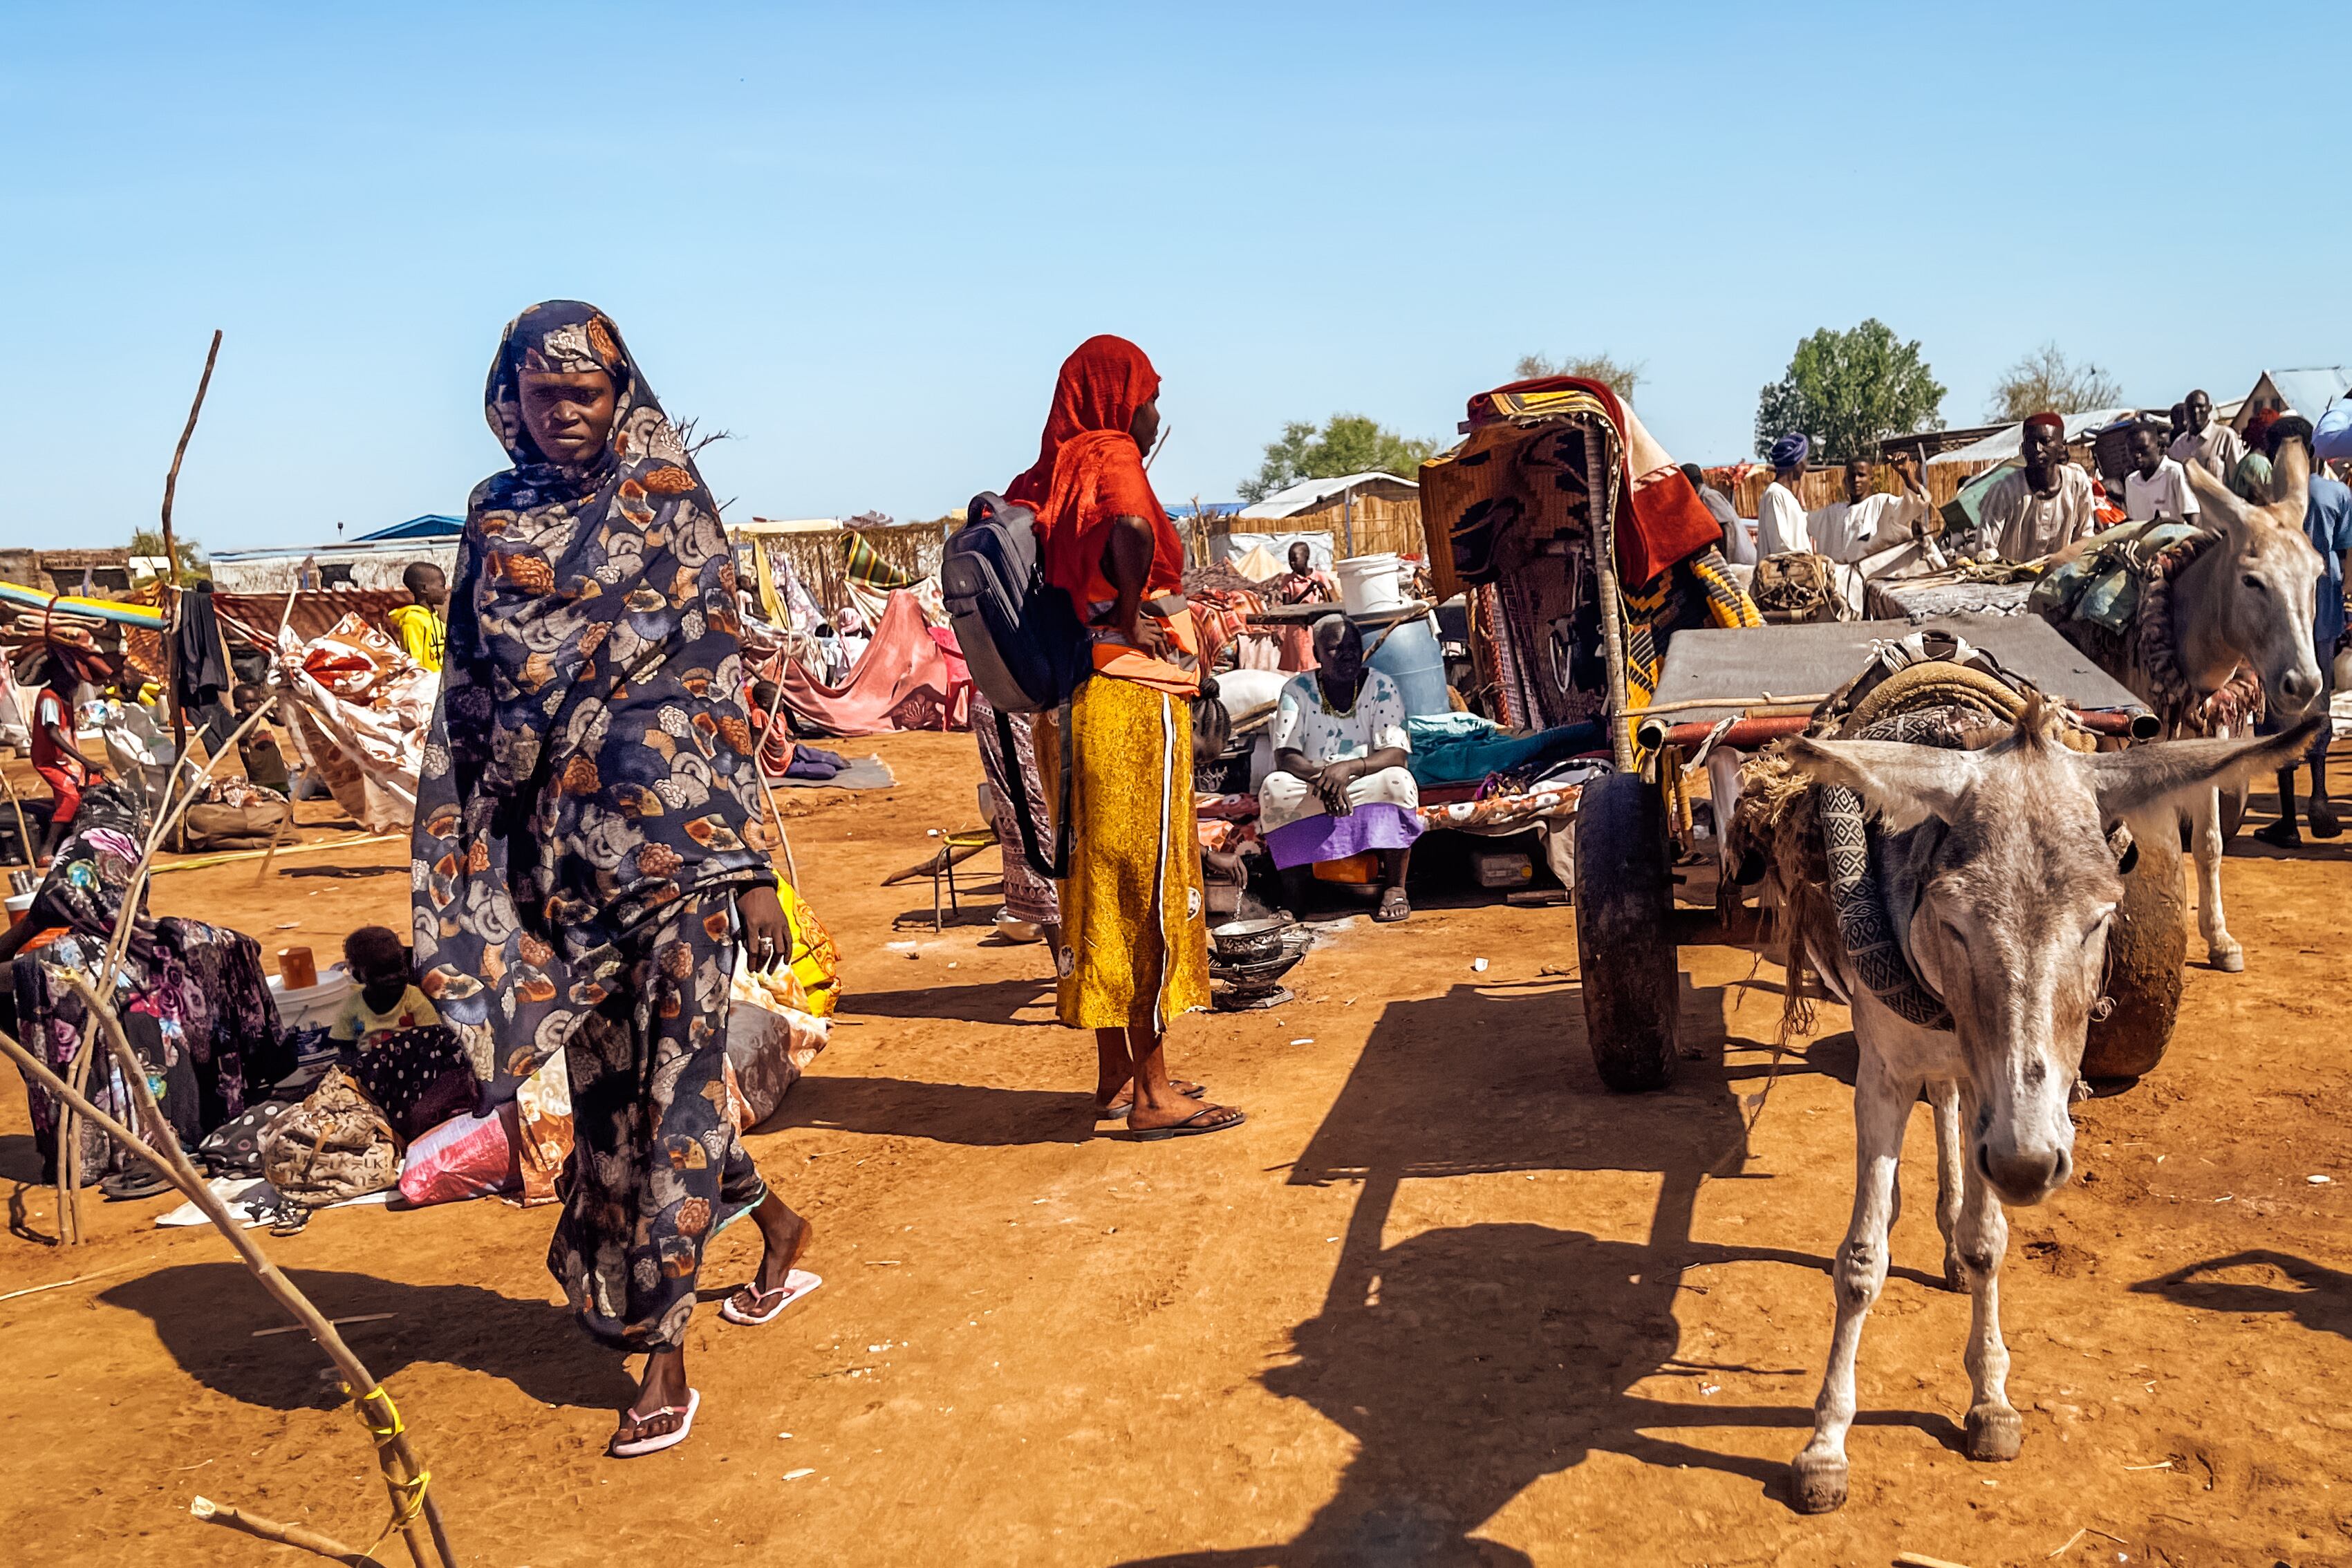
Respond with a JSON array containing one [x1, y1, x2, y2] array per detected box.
[[160, 330, 223, 770]]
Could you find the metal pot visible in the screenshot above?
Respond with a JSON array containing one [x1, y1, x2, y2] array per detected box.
[[1210, 917, 1289, 964]]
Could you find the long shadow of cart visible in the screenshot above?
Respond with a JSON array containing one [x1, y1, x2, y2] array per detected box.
[[1116, 974, 1952, 1567]]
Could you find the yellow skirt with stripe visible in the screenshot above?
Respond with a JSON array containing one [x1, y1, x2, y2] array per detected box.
[[1040, 676, 1211, 1030]]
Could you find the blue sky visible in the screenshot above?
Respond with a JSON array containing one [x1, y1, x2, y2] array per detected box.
[[7, 2, 2347, 552]]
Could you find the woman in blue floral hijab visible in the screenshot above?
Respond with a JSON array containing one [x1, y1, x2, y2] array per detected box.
[[411, 301, 813, 1456]]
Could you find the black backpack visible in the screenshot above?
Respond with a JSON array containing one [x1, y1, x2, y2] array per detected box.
[[941, 492, 1088, 879]]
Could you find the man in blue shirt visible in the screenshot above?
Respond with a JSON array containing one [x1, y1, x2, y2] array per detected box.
[[2255, 416, 2352, 846]]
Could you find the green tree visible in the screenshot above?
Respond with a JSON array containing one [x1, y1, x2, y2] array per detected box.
[[129, 526, 205, 583], [1240, 414, 1439, 503], [1985, 343, 2122, 422], [1753, 319, 1946, 463], [1514, 352, 1643, 400]]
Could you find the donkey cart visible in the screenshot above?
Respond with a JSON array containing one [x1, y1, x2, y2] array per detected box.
[[1415, 380, 2185, 1093], [1576, 613, 2182, 1092]]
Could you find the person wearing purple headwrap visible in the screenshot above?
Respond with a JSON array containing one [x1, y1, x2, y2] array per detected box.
[[1756, 433, 1813, 557]]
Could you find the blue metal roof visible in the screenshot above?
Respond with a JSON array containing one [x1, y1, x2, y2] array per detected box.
[[2263, 368, 2350, 420], [355, 514, 465, 541]]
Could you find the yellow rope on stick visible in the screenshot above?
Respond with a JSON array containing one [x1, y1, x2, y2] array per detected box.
[[348, 1384, 432, 1558]]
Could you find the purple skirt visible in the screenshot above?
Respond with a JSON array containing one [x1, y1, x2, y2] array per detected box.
[[1264, 802, 1424, 870]]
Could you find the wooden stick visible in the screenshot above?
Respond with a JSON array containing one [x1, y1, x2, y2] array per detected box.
[[192, 1497, 375, 1567], [149, 829, 402, 875], [0, 765, 33, 871], [754, 681, 801, 889], [13, 993, 452, 1568], [160, 330, 223, 784], [0, 1258, 143, 1304], [1632, 691, 1833, 718], [252, 796, 301, 885], [94, 694, 281, 998], [83, 998, 449, 1568]]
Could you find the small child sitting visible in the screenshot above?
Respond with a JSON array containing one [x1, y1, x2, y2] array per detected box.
[[333, 925, 472, 1140]]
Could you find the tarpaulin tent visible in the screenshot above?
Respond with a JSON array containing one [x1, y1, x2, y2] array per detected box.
[[772, 590, 967, 736]]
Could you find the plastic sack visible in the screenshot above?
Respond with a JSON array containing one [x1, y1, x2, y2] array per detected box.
[[727, 955, 830, 1129], [395, 1101, 522, 1206], [512, 1048, 572, 1207]]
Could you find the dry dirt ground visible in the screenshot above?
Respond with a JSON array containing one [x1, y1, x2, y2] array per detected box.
[[4, 731, 2351, 1568]]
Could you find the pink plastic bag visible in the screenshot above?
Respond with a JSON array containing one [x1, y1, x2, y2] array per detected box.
[[396, 1103, 521, 1206]]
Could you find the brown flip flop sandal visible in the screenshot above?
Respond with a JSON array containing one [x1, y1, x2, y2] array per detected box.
[[1128, 1105, 1246, 1141]]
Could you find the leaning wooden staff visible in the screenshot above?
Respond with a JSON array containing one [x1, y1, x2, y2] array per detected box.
[[8, 332, 458, 1565]]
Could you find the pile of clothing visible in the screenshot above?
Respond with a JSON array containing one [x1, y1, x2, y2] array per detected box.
[[6, 781, 289, 1195]]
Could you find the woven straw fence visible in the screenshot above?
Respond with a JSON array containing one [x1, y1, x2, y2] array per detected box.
[[1200, 494, 1430, 563]]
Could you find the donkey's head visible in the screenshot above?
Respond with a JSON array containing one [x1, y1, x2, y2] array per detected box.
[[1793, 707, 2319, 1206], [2185, 442, 2325, 718]]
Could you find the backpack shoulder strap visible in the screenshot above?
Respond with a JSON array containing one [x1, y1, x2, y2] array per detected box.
[[999, 701, 1074, 882]]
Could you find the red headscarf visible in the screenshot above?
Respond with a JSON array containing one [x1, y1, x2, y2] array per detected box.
[[1011, 336, 1184, 610], [1005, 335, 1162, 507]]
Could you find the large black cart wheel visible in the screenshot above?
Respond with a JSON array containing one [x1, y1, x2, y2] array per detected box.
[[2080, 815, 2186, 1083], [1574, 771, 1679, 1091]]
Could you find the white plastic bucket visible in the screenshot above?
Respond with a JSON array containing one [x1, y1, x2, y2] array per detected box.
[[270, 962, 354, 1031], [1336, 552, 1407, 616]]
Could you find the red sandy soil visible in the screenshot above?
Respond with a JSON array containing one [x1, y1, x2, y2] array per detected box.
[[3, 731, 2350, 1567]]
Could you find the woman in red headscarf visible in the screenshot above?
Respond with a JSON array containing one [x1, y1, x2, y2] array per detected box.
[[1022, 336, 1242, 1139]]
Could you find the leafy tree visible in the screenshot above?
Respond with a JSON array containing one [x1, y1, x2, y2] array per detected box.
[[1985, 343, 2122, 422], [1753, 319, 1946, 463], [129, 526, 205, 583], [1514, 352, 1643, 400], [1240, 414, 1439, 503]]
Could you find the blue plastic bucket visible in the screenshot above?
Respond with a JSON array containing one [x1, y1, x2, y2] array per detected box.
[[1365, 615, 1450, 717]]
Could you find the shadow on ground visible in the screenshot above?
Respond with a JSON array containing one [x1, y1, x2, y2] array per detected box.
[[100, 1264, 631, 1411], [758, 1074, 1097, 1147], [1117, 977, 1945, 1566], [837, 976, 1056, 1025], [2131, 1249, 2352, 1341]]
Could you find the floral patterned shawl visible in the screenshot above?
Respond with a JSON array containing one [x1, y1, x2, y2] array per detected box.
[[411, 301, 772, 1088]]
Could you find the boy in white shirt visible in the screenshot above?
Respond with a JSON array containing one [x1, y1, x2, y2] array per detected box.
[[2123, 424, 2201, 523]]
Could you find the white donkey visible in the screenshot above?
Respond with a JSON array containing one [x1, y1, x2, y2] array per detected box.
[[2136, 440, 2323, 971], [1777, 702, 2314, 1513]]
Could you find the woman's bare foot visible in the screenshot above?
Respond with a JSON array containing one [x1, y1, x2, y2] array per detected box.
[[1095, 1078, 1205, 1117], [616, 1347, 691, 1449], [727, 1194, 814, 1316]]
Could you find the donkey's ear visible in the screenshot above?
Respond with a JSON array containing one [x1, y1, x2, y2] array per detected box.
[[2088, 722, 2324, 820], [2184, 462, 2259, 536], [1787, 737, 1986, 831], [2263, 436, 2312, 530]]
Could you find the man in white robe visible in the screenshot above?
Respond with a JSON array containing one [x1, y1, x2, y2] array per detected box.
[[1807, 451, 1934, 563], [1755, 433, 1813, 557], [1976, 412, 2104, 560]]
